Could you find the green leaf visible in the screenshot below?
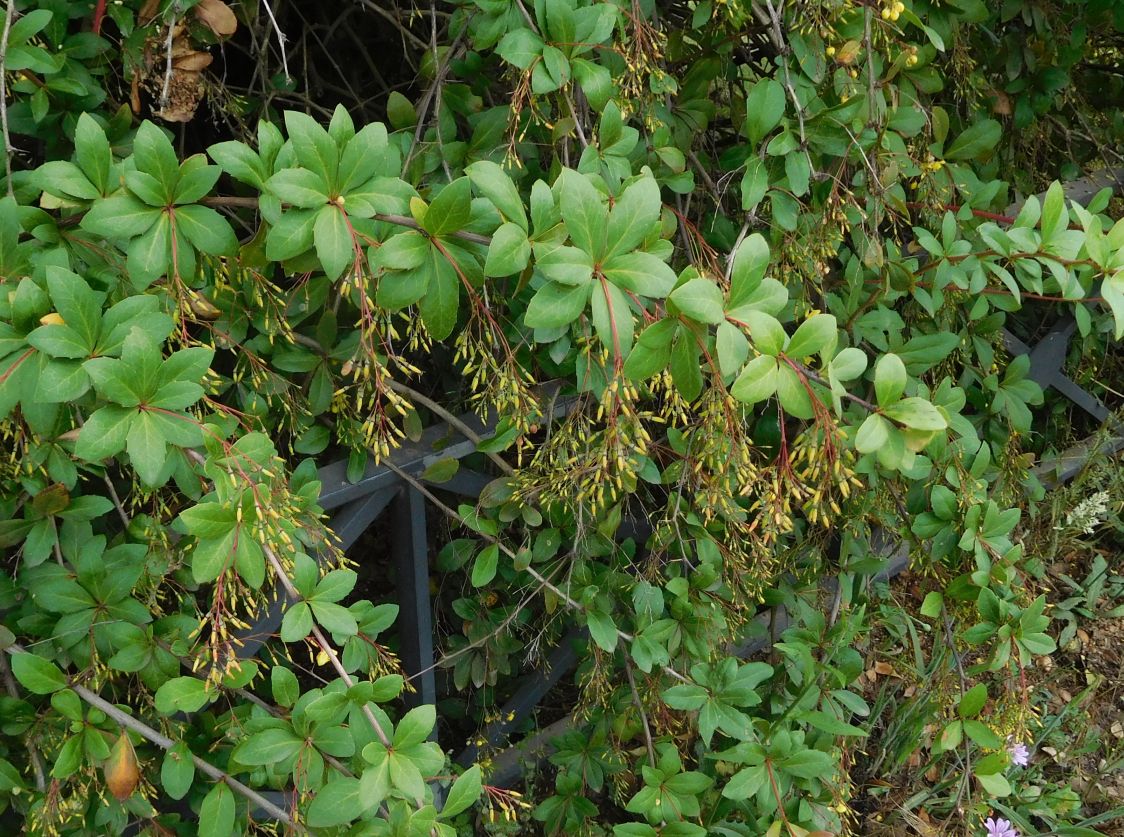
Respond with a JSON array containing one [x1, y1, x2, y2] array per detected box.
[[74, 113, 111, 194], [161, 742, 195, 800], [281, 601, 313, 642], [730, 354, 778, 404], [314, 204, 355, 280], [1100, 272, 1124, 339], [662, 684, 707, 710], [374, 231, 430, 270], [534, 244, 592, 287], [466, 161, 526, 230], [266, 209, 318, 261], [601, 251, 677, 297], [559, 168, 607, 259], [780, 749, 836, 779], [126, 211, 172, 288], [958, 683, 988, 719], [307, 777, 364, 827], [207, 140, 266, 189], [441, 765, 482, 818], [586, 610, 618, 652], [127, 411, 168, 486], [1040, 181, 1069, 243], [604, 175, 661, 260], [945, 119, 1002, 161], [920, 591, 944, 619], [173, 205, 238, 257], [742, 311, 786, 355], [855, 413, 890, 454], [394, 704, 436, 749], [386, 91, 417, 129], [285, 111, 339, 190], [963, 719, 1003, 749], [313, 570, 357, 605], [716, 321, 749, 377], [729, 234, 770, 309], [74, 405, 133, 462], [592, 279, 635, 359], [802, 710, 867, 737], [668, 278, 724, 324], [525, 281, 590, 329], [271, 666, 299, 708], [784, 314, 836, 359], [422, 177, 472, 236], [234, 728, 304, 765], [420, 457, 460, 484], [173, 157, 221, 204], [722, 764, 766, 800], [132, 122, 180, 204], [874, 353, 906, 406], [36, 161, 98, 200], [311, 601, 358, 636], [741, 158, 768, 211], [11, 653, 67, 694], [883, 397, 947, 431], [418, 246, 460, 340], [624, 318, 676, 380], [484, 222, 530, 277], [81, 193, 162, 239], [829, 347, 867, 380], [497, 29, 544, 70], [744, 79, 786, 143], [199, 781, 235, 837], [471, 544, 499, 587], [975, 770, 1011, 798], [388, 750, 426, 801], [154, 677, 211, 714], [45, 267, 101, 350], [266, 168, 330, 208], [28, 325, 89, 359], [192, 529, 237, 583]]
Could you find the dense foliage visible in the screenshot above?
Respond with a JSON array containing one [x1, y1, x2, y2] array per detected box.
[[1, 0, 1124, 834]]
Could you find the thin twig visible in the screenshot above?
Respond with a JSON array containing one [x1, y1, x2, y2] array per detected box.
[[385, 379, 514, 475], [160, 4, 179, 109], [0, 0, 17, 196], [3, 645, 299, 827], [624, 661, 657, 768], [401, 35, 467, 175], [259, 0, 291, 82], [352, 0, 429, 51]]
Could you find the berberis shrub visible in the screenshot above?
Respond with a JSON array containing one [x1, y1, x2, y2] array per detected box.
[[1, 0, 1123, 834]]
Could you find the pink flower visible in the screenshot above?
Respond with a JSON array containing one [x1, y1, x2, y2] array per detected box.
[[985, 817, 1019, 837], [1008, 740, 1030, 767]]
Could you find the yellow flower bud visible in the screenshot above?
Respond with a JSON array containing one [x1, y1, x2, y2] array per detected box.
[[39, 312, 65, 326]]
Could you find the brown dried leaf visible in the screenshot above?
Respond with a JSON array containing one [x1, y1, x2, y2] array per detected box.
[[194, 0, 238, 37], [104, 731, 139, 801], [139, 0, 160, 25], [173, 52, 213, 71]]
